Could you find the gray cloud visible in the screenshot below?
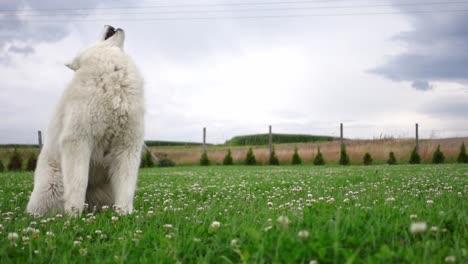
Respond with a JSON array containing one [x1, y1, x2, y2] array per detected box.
[[0, 0, 111, 59], [411, 80, 432, 91], [371, 1, 468, 90]]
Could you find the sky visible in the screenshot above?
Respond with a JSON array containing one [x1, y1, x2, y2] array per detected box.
[[1, 0, 467, 144]]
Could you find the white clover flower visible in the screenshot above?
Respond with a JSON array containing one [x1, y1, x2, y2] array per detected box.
[[277, 215, 290, 227], [210, 221, 221, 229], [426, 200, 434, 206], [430, 226, 438, 232], [386, 197, 395, 203], [147, 211, 154, 217], [410, 222, 427, 234], [444, 256, 456, 263], [267, 202, 273, 207], [8, 232, 19, 241], [163, 224, 173, 230], [79, 248, 88, 256], [410, 214, 418, 220], [343, 198, 350, 204], [101, 205, 109, 211], [46, 231, 54, 237], [309, 261, 319, 264], [297, 230, 309, 238], [95, 230, 102, 235], [327, 198, 335, 204], [263, 226, 273, 232], [73, 240, 81, 246], [111, 216, 119, 223], [230, 239, 238, 247]]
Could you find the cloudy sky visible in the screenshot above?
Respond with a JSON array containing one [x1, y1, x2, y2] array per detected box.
[[1, 0, 467, 144]]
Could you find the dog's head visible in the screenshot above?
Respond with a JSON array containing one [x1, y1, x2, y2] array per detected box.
[[66, 25, 125, 71], [99, 25, 125, 49]]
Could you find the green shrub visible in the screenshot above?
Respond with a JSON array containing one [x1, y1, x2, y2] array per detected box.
[[291, 147, 302, 165], [8, 149, 23, 171], [457, 142, 467, 163], [268, 146, 279, 165], [158, 156, 175, 167], [313, 146, 325, 165], [26, 152, 38, 171], [387, 151, 397, 165], [200, 150, 210, 166], [144, 149, 155, 168], [223, 149, 233, 165], [363, 152, 373, 165], [0, 160, 4, 172], [245, 148, 256, 165], [339, 144, 350, 165], [409, 146, 421, 164], [432, 145, 445, 164]]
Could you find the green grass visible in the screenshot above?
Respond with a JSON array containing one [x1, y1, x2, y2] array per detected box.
[[0, 165, 467, 263], [226, 133, 338, 146]]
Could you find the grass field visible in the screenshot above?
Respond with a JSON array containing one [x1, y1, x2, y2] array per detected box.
[[0, 165, 467, 263]]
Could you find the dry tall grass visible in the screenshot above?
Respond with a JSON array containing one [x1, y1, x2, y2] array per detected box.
[[150, 137, 468, 165]]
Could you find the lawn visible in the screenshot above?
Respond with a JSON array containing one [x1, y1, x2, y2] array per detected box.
[[0, 164, 467, 263]]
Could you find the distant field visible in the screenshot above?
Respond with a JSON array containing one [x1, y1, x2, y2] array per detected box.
[[0, 164, 466, 263], [151, 137, 468, 166]]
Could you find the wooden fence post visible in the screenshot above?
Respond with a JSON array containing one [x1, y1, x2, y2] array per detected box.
[[340, 123, 343, 145], [38, 130, 43, 150], [415, 123, 419, 150], [203, 127, 206, 152], [269, 125, 272, 154]]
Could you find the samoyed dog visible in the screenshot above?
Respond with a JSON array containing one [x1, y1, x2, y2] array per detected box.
[[27, 25, 144, 216]]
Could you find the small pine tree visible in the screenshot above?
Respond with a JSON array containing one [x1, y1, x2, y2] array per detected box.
[[339, 144, 350, 165], [363, 152, 373, 165], [313, 146, 325, 165], [457, 142, 468, 163], [409, 146, 421, 164], [223, 149, 233, 165], [200, 150, 210, 166], [26, 152, 38, 171], [245, 148, 256, 165], [269, 146, 279, 165], [291, 147, 302, 165], [0, 160, 4, 172], [140, 154, 147, 168], [432, 145, 445, 164], [8, 149, 23, 171], [144, 149, 155, 168], [387, 151, 397, 165]]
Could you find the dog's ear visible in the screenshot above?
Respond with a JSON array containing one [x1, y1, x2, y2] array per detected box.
[[65, 58, 79, 71]]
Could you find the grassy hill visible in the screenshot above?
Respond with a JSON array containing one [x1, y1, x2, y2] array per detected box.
[[225, 133, 339, 146]]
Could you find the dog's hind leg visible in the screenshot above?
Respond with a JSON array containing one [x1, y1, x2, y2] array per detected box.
[[26, 154, 64, 216]]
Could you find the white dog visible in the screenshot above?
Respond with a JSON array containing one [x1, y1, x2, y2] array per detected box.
[[27, 25, 144, 216]]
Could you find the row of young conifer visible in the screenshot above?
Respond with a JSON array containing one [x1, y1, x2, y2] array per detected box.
[[200, 142, 468, 166], [1, 142, 466, 171], [0, 149, 37, 172]]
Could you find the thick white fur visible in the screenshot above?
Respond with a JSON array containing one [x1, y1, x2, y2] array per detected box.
[[27, 26, 144, 216]]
